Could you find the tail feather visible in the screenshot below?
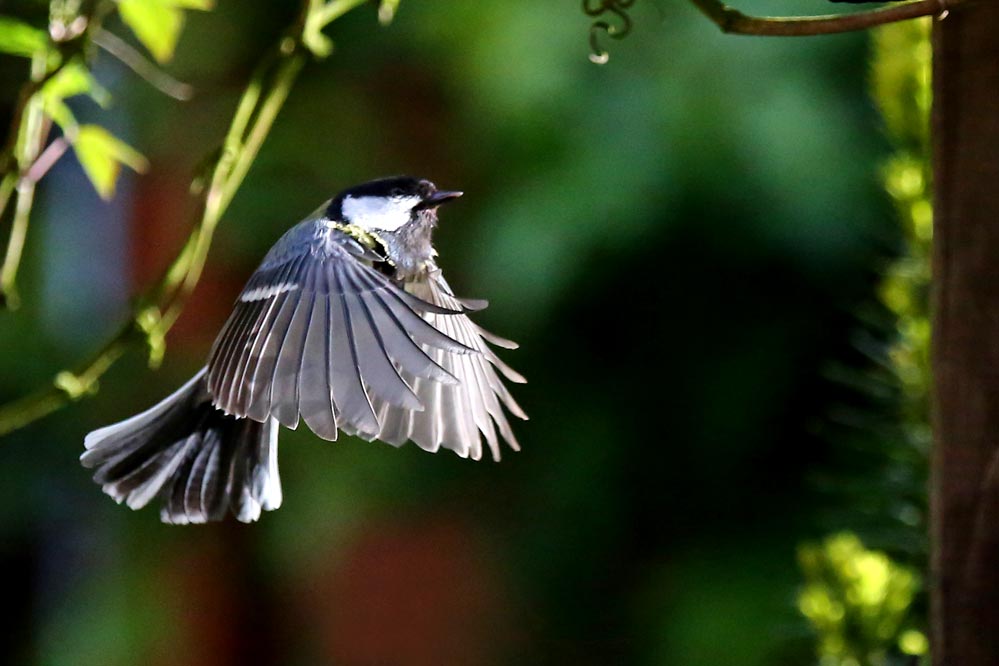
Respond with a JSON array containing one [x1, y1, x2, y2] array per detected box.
[[81, 367, 282, 524]]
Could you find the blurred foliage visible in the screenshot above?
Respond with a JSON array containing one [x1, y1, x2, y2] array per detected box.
[[0, 0, 193, 307], [798, 532, 924, 666], [797, 17, 931, 666], [0, 0, 378, 432], [874, 19, 932, 429], [0, 0, 188, 202], [0, 1, 928, 664]]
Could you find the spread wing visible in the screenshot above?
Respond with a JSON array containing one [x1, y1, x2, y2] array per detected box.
[[205, 221, 472, 440], [340, 269, 528, 461]]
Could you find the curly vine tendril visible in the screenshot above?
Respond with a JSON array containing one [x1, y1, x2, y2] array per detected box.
[[583, 0, 636, 64]]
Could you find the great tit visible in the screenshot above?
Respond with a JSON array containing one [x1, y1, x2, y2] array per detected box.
[[81, 176, 527, 524]]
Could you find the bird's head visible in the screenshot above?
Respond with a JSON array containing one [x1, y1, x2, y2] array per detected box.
[[327, 176, 462, 233]]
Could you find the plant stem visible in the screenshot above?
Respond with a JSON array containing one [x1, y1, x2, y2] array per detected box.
[[0, 180, 38, 310], [159, 53, 306, 333], [93, 28, 194, 101], [0, 54, 51, 309], [0, 328, 133, 435], [689, 0, 968, 36]]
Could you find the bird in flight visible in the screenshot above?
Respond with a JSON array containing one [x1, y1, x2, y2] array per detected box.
[[82, 176, 527, 524]]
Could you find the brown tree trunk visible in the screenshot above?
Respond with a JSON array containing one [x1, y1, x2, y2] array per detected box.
[[931, 4, 999, 664]]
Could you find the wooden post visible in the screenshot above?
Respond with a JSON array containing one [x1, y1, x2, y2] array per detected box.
[[931, 4, 999, 663]]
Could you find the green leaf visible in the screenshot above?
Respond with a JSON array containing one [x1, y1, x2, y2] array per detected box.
[[0, 17, 48, 58], [116, 0, 213, 63], [42, 97, 77, 134], [72, 125, 149, 199], [118, 0, 183, 63], [41, 61, 111, 108], [40, 61, 112, 135]]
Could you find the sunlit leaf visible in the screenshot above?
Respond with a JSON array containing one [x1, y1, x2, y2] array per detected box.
[[72, 125, 149, 199], [117, 0, 183, 63], [0, 17, 48, 58], [41, 61, 111, 109], [41, 97, 77, 134], [40, 61, 111, 134], [116, 0, 213, 63]]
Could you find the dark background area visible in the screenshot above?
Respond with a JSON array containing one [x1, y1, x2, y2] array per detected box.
[[0, 1, 902, 664]]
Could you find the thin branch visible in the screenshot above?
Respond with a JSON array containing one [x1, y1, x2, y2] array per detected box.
[[2, 123, 69, 307], [93, 29, 194, 101], [0, 0, 374, 437], [0, 55, 51, 309], [0, 178, 40, 310], [688, 0, 966, 36], [0, 66, 60, 180], [158, 53, 306, 335], [0, 175, 15, 235], [0, 330, 134, 436], [22, 136, 70, 185]]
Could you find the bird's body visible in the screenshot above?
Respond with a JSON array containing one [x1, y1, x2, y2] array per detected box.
[[82, 177, 526, 524]]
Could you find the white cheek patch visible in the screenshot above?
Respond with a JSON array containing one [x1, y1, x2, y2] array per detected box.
[[342, 195, 420, 231]]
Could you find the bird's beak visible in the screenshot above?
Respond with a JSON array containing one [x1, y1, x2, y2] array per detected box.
[[423, 190, 463, 207]]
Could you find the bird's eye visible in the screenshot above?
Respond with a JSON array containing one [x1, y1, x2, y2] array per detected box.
[[389, 188, 404, 198]]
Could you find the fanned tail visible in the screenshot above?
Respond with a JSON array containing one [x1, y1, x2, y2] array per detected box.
[[81, 368, 282, 524]]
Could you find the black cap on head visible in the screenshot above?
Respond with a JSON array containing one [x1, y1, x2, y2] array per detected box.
[[348, 176, 433, 199], [327, 176, 458, 219]]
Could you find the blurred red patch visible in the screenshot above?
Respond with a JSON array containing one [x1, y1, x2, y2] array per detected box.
[[306, 515, 512, 666]]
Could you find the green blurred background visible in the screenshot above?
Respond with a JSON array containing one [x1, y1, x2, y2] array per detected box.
[[0, 1, 921, 664]]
